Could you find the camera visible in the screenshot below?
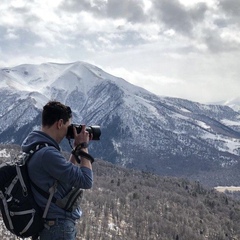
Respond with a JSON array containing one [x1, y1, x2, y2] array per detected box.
[[66, 124, 101, 140]]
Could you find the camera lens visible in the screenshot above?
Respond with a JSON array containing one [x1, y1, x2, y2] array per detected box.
[[66, 124, 101, 140]]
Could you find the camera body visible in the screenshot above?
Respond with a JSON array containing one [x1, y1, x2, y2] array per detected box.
[[66, 124, 101, 140]]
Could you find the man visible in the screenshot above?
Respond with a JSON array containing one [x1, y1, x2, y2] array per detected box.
[[22, 101, 93, 240]]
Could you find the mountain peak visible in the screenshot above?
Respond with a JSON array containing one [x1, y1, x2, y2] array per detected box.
[[0, 62, 149, 110]]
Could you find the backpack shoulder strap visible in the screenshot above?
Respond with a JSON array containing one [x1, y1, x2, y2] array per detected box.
[[30, 180, 57, 203], [27, 142, 57, 159], [26, 143, 58, 203], [42, 180, 58, 218]]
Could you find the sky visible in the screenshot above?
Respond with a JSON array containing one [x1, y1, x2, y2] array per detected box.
[[0, 0, 240, 104]]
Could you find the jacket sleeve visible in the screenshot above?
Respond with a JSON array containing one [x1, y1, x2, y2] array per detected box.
[[41, 147, 93, 189]]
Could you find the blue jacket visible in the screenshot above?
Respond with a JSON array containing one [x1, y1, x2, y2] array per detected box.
[[21, 130, 93, 221]]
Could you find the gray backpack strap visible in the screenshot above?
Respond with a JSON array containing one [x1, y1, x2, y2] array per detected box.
[[42, 180, 58, 219], [13, 209, 36, 235], [16, 165, 27, 194], [0, 191, 14, 231], [5, 175, 18, 196]]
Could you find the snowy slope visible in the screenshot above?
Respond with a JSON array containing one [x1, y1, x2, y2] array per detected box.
[[1, 61, 240, 187]]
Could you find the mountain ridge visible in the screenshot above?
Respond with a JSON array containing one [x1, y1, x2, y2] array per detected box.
[[0, 61, 240, 187]]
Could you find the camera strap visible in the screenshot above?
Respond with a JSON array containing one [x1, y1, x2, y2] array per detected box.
[[72, 149, 94, 164]]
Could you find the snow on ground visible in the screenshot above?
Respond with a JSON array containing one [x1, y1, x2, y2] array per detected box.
[[0, 149, 10, 158], [215, 186, 240, 192]]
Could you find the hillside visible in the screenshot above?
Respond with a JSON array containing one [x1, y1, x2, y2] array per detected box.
[[1, 145, 240, 239]]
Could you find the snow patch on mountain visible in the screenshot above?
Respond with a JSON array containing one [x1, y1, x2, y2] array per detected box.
[[221, 119, 240, 126], [203, 132, 240, 155], [196, 120, 211, 130]]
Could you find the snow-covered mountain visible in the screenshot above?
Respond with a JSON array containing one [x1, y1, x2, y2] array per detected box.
[[1, 61, 240, 187], [223, 98, 240, 112]]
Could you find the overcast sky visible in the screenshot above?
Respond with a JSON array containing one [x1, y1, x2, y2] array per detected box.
[[0, 0, 239, 104]]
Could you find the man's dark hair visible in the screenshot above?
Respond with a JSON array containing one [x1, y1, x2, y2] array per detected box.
[[42, 101, 72, 127]]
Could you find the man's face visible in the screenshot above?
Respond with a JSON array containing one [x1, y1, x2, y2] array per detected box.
[[57, 118, 72, 142], [63, 118, 72, 137]]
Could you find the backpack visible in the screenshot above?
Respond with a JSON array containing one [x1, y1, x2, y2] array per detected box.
[[0, 144, 54, 239], [0, 143, 84, 239]]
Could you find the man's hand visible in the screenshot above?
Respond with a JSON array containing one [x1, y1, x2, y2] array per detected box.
[[73, 125, 89, 148], [70, 125, 92, 169]]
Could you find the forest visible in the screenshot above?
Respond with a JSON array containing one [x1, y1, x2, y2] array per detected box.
[[1, 145, 240, 239]]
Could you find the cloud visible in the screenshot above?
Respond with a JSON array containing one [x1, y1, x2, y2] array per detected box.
[[203, 28, 240, 53], [60, 0, 147, 23], [59, 0, 92, 13], [218, 0, 240, 18], [106, 0, 146, 23], [151, 0, 207, 36], [0, 0, 240, 103], [2, 0, 238, 56]]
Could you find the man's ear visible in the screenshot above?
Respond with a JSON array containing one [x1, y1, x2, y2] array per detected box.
[[57, 119, 63, 129]]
